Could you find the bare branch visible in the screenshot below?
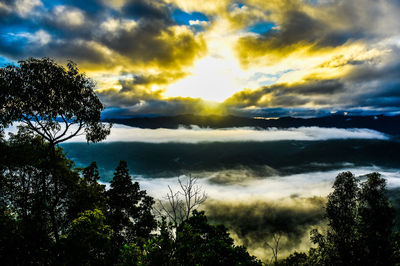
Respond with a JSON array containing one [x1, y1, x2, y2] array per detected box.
[[21, 115, 51, 142], [266, 232, 282, 264], [53, 114, 71, 141], [31, 114, 54, 140], [54, 120, 84, 144], [156, 175, 207, 228]]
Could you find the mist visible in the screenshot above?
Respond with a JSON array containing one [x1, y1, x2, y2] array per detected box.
[[129, 167, 400, 262], [4, 123, 389, 143], [71, 125, 389, 143]]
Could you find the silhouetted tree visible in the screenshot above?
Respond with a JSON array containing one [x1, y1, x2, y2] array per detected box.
[[107, 161, 156, 246], [1, 57, 111, 247], [307, 171, 396, 266], [68, 162, 107, 221], [0, 57, 111, 145], [119, 210, 261, 266], [118, 217, 175, 266], [279, 251, 308, 266], [358, 172, 394, 265], [325, 171, 359, 265], [266, 232, 282, 264]]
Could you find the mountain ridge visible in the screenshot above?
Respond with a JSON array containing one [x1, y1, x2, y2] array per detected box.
[[103, 114, 400, 136]]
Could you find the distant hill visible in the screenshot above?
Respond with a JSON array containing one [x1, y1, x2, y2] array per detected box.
[[103, 114, 400, 136]]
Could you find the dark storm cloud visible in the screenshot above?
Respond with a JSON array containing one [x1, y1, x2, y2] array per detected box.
[[99, 97, 212, 116], [226, 107, 333, 118], [223, 76, 400, 111], [223, 79, 345, 108], [97, 73, 184, 106], [96, 18, 206, 69], [121, 0, 172, 21], [224, 42, 400, 112], [0, 0, 206, 72]]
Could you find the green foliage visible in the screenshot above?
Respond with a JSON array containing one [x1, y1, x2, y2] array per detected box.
[[117, 211, 261, 266], [118, 243, 147, 266], [61, 209, 113, 265], [279, 252, 308, 266], [0, 132, 81, 257], [174, 210, 261, 266], [118, 222, 175, 266]]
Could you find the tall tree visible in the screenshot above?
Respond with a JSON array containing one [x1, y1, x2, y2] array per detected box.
[[107, 161, 156, 245], [309, 172, 360, 265], [358, 172, 394, 265], [68, 162, 107, 221], [308, 171, 396, 266]]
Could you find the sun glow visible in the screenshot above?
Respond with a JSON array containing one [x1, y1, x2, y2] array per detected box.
[[165, 55, 246, 102]]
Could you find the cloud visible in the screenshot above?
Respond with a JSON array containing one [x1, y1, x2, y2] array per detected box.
[[97, 22, 206, 70], [223, 79, 345, 108], [12, 123, 384, 143], [14, 0, 42, 17], [1, 0, 400, 116], [121, 0, 172, 21], [234, 0, 400, 66], [0, 0, 206, 83], [51, 5, 86, 27], [9, 30, 51, 46]]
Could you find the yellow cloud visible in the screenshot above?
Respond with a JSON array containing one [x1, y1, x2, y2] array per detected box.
[[164, 0, 230, 14]]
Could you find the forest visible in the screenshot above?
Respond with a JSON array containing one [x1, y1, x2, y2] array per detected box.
[[1, 58, 400, 265]]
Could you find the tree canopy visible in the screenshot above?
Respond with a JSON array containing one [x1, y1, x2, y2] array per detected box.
[[0, 57, 111, 144]]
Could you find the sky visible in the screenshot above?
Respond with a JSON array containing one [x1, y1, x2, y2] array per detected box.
[[1, 0, 400, 117]]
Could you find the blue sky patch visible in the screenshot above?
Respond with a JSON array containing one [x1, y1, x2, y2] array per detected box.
[[172, 9, 209, 26], [41, 0, 64, 8], [249, 69, 293, 86], [248, 21, 276, 34], [0, 56, 17, 67]]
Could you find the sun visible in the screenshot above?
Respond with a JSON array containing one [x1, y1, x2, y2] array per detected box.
[[165, 55, 246, 102]]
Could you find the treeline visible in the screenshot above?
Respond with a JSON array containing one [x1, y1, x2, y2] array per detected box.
[[0, 133, 261, 265], [2, 132, 400, 265], [2, 133, 400, 265]]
